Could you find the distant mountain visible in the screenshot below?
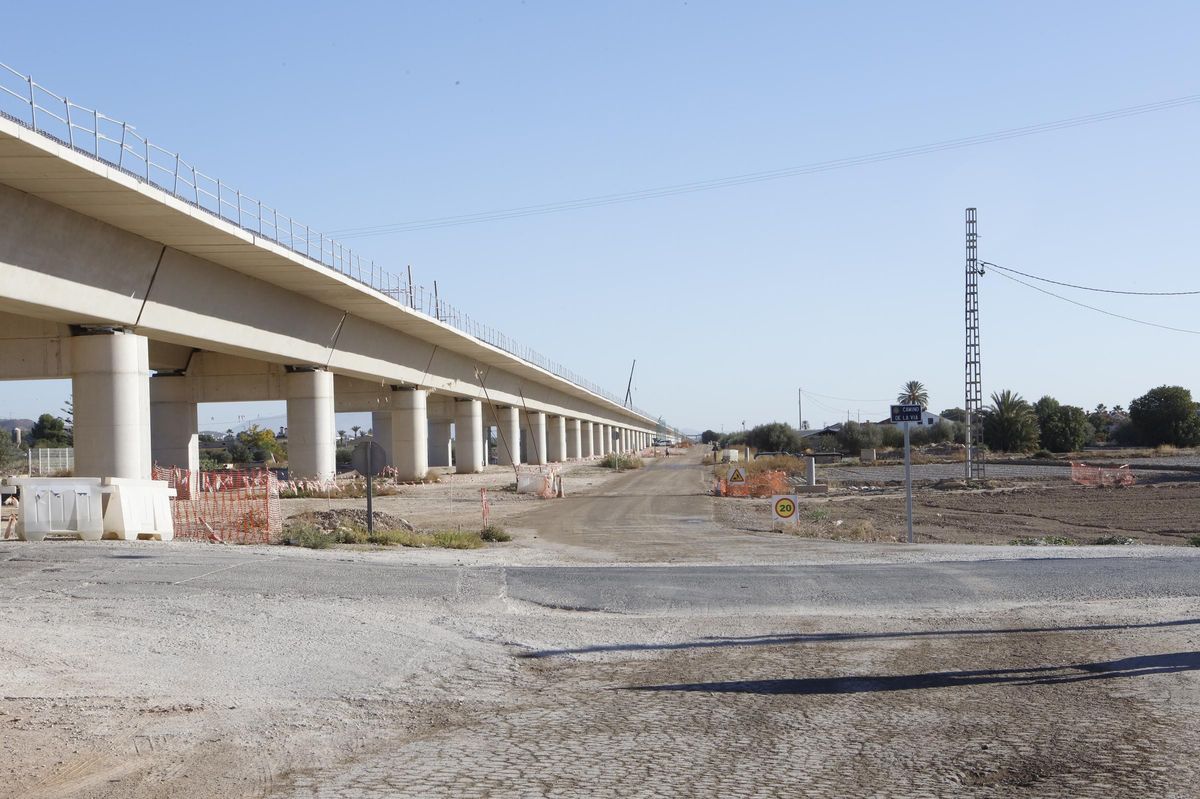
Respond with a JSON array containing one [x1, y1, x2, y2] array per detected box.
[[0, 418, 34, 432]]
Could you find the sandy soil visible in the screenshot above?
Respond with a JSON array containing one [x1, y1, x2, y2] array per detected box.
[[716, 480, 1200, 545]]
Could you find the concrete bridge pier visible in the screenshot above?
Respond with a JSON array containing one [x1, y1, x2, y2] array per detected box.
[[547, 415, 567, 463], [455, 399, 484, 474], [150, 372, 199, 472], [71, 330, 152, 479], [285, 368, 336, 480], [370, 410, 394, 467], [392, 388, 428, 481], [428, 420, 453, 468], [523, 411, 547, 466], [494, 406, 520, 466], [582, 421, 594, 458], [567, 419, 582, 459]]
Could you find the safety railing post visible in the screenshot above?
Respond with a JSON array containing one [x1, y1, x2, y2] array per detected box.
[[26, 76, 35, 128], [144, 139, 150, 180], [92, 108, 99, 156], [64, 97, 73, 148], [173, 154, 180, 194]]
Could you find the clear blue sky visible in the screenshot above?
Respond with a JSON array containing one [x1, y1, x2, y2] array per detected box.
[[2, 1, 1198, 433]]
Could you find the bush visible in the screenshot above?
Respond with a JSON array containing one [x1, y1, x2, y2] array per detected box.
[[982, 390, 1040, 452], [1035, 398, 1093, 452], [600, 453, 643, 470], [280, 523, 334, 549], [1187, 535, 1200, 548], [1032, 449, 1053, 459], [480, 525, 511, 542], [700, 430, 720, 444]]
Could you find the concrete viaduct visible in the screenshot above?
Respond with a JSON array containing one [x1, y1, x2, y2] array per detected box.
[[0, 73, 675, 482]]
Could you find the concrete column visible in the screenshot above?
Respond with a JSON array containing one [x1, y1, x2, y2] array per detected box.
[[371, 410, 394, 467], [285, 368, 336, 480], [567, 419, 582, 459], [523, 411, 547, 466], [71, 331, 152, 479], [591, 422, 602, 457], [150, 373, 198, 472], [392, 388, 428, 481], [428, 420, 453, 467], [582, 421, 595, 458], [495, 406, 521, 466], [454, 399, 484, 474], [614, 427, 624, 454], [547, 415, 567, 463], [480, 412, 492, 467]]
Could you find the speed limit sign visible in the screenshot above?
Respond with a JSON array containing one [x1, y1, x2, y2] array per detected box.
[[771, 495, 799, 522]]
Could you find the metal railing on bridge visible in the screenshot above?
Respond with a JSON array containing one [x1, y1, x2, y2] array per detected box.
[[0, 61, 659, 422]]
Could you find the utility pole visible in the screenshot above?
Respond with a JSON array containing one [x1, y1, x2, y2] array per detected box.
[[624, 360, 636, 408], [798, 387, 802, 431], [965, 207, 984, 480]]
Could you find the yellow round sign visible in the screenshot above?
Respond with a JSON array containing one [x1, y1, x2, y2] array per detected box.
[[773, 496, 797, 519]]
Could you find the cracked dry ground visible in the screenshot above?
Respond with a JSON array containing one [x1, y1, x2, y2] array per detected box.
[[264, 607, 1200, 799]]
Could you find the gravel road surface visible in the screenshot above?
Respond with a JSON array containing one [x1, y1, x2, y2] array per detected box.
[[3, 450, 1199, 798]]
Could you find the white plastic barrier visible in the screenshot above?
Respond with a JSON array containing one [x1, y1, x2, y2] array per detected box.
[[10, 478, 105, 541], [101, 478, 176, 541]]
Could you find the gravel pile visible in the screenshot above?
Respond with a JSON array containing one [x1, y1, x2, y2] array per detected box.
[[299, 508, 417, 532]]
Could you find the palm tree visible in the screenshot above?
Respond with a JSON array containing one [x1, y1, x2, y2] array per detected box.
[[351, 425, 362, 439], [982, 389, 1039, 452], [338, 429, 347, 444], [897, 380, 929, 408]]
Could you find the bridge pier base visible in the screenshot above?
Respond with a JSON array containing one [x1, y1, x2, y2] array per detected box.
[[454, 399, 484, 474], [150, 373, 198, 472], [285, 368, 336, 480], [392, 388, 428, 481], [71, 330, 152, 479], [428, 420, 452, 468]]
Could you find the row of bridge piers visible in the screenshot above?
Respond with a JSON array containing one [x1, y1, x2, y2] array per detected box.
[[63, 329, 656, 483]]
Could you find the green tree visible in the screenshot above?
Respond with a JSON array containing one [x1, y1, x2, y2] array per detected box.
[[897, 380, 929, 408], [1039, 404, 1093, 452], [981, 390, 1039, 452], [746, 422, 802, 453], [237, 425, 283, 462], [1129, 386, 1200, 447], [700, 430, 720, 444], [939, 408, 967, 423], [30, 413, 71, 447]]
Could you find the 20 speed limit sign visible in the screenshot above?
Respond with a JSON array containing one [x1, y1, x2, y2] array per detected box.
[[771, 495, 799, 522]]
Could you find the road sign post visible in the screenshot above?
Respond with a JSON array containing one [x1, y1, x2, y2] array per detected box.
[[352, 440, 387, 535], [890, 405, 921, 544], [770, 495, 798, 526]]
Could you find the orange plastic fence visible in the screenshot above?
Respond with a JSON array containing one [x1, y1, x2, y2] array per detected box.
[[154, 466, 283, 543], [717, 470, 791, 498], [1070, 462, 1135, 488]]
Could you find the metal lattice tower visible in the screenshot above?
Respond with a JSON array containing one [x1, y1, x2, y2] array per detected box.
[[964, 208, 985, 479]]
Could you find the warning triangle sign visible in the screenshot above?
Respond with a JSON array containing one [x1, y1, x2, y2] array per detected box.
[[728, 466, 747, 484]]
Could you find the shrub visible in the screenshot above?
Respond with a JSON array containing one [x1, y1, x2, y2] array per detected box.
[[480, 525, 511, 542], [1010, 535, 1077, 546], [600, 453, 643, 470], [431, 531, 486, 549], [982, 390, 1040, 452], [745, 422, 803, 453], [1187, 535, 1200, 548], [1032, 449, 1053, 459], [280, 523, 334, 549]]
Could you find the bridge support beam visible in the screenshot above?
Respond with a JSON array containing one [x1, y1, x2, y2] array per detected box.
[[566, 419, 581, 459], [371, 410, 393, 467], [428, 421, 453, 468], [523, 411, 547, 466], [150, 373, 198, 472], [455, 399, 484, 474], [494, 406, 520, 466], [547, 415, 567, 463], [392, 388, 428, 481], [285, 368, 335, 480], [71, 330, 151, 479]]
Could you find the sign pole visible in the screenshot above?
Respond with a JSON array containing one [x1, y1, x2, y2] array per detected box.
[[903, 421, 913, 544]]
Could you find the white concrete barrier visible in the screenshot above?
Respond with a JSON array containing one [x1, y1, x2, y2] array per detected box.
[[10, 477, 105, 541], [100, 478, 176, 541]]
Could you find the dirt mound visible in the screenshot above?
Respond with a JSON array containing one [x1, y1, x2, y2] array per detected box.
[[300, 508, 416, 533]]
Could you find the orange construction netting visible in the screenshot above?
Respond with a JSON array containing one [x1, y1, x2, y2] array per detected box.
[[716, 469, 791, 498], [1070, 462, 1135, 488], [154, 466, 283, 544]]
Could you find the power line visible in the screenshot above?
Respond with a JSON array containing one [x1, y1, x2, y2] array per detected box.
[[981, 261, 1200, 296], [802, 389, 892, 403], [328, 93, 1200, 239], [991, 269, 1200, 335]]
